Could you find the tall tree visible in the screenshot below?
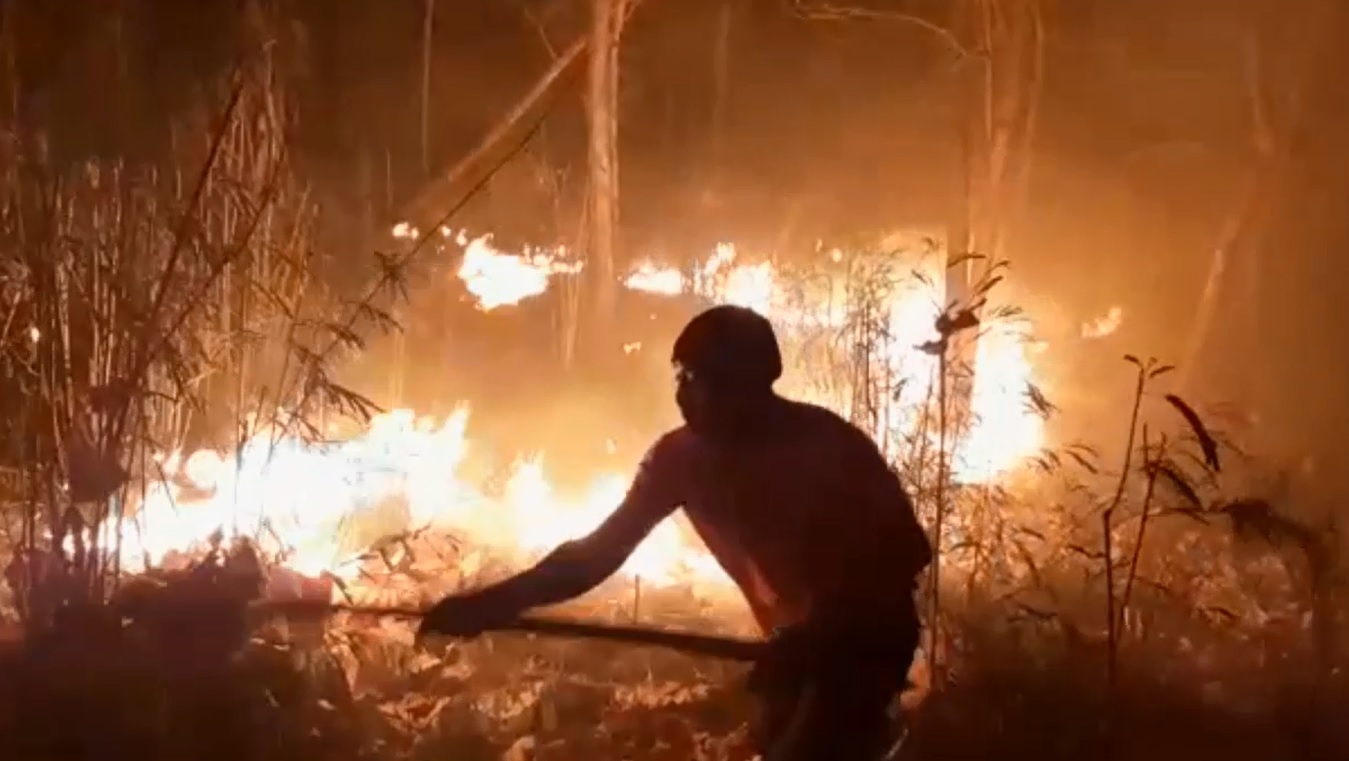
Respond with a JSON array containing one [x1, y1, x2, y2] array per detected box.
[[944, 0, 1043, 307], [787, 0, 1042, 331], [792, 0, 1044, 684], [420, 0, 436, 176], [707, 0, 734, 195], [584, 0, 628, 344], [1180, 0, 1336, 403]]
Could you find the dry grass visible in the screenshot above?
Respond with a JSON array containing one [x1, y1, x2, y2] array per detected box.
[[4, 231, 1342, 759], [0, 25, 1346, 761], [0, 551, 1340, 761], [0, 50, 402, 632]]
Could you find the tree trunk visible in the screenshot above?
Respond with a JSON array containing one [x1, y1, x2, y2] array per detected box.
[[585, 0, 625, 348], [944, 0, 1042, 394], [946, 0, 1042, 287], [708, 0, 733, 195], [396, 32, 588, 233], [0, 0, 14, 125], [419, 0, 435, 175], [1180, 6, 1331, 401], [935, 0, 1042, 685]]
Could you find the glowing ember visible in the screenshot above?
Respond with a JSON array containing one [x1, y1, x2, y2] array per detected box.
[[456, 235, 583, 311], [623, 261, 684, 295], [1082, 305, 1123, 338]]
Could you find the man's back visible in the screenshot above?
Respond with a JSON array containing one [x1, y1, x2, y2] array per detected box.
[[635, 399, 931, 632]]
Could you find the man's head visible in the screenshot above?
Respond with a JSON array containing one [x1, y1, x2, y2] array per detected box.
[[671, 305, 783, 435]]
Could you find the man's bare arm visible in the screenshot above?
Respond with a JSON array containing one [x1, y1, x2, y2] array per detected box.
[[457, 433, 689, 613]]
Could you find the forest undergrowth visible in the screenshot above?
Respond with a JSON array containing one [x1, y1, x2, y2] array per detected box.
[[1, 66, 1347, 761]]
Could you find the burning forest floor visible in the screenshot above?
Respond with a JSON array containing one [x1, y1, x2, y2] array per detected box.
[[1, 526, 1344, 761], [2, 336, 1344, 760], [3, 55, 1348, 759], [2, 125, 1343, 759], [1, 231, 1343, 758]]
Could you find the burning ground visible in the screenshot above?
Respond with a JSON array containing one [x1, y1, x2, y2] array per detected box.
[[1, 45, 1346, 760], [105, 228, 1046, 590], [3, 222, 1343, 760]]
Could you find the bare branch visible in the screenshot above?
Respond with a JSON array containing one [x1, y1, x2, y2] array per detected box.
[[1241, 30, 1273, 157], [787, 0, 971, 59], [520, 4, 560, 58]]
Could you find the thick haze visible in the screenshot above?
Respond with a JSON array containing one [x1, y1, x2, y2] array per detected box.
[[4, 0, 1347, 482]]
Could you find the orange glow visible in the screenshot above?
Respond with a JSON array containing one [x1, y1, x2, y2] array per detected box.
[[95, 230, 1045, 596]]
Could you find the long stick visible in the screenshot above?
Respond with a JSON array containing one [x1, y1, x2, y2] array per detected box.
[[254, 600, 765, 662]]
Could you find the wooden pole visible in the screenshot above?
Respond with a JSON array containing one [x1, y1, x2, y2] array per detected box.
[[420, 0, 435, 175]]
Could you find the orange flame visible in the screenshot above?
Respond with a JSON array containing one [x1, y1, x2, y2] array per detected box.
[[99, 231, 1045, 594], [112, 406, 731, 591]]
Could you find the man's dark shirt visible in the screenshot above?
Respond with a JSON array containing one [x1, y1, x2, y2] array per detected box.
[[584, 400, 931, 633]]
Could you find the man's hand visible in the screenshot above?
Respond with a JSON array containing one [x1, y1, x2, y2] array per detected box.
[[417, 591, 522, 640]]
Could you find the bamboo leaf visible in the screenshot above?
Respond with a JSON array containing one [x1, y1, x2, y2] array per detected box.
[[1163, 393, 1220, 473], [1149, 459, 1203, 510]]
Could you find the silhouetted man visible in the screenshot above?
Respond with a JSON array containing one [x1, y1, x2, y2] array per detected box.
[[421, 304, 932, 760]]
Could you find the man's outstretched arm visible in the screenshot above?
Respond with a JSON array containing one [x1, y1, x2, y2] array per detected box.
[[420, 432, 690, 635], [459, 484, 678, 613]]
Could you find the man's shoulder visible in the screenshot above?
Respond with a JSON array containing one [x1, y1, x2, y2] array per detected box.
[[649, 424, 696, 449], [641, 425, 703, 468], [630, 426, 703, 501], [785, 399, 850, 426]]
